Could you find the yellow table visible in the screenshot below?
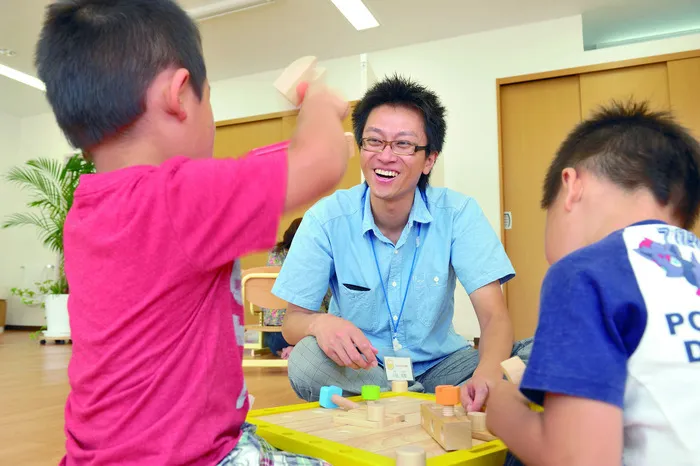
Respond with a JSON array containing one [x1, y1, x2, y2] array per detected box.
[[247, 391, 508, 465]]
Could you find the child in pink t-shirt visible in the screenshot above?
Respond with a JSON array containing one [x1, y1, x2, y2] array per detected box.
[[35, 1, 350, 465]]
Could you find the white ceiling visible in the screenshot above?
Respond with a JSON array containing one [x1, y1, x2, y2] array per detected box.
[[0, 0, 698, 118]]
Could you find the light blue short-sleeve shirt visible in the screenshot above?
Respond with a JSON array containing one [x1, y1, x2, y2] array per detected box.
[[272, 183, 515, 375]]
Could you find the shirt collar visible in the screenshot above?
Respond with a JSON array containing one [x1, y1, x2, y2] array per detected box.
[[361, 184, 433, 236]]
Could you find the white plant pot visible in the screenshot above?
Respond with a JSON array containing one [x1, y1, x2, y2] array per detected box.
[[44, 294, 70, 338]]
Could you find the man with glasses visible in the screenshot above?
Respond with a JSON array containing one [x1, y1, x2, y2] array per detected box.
[[272, 75, 533, 412]]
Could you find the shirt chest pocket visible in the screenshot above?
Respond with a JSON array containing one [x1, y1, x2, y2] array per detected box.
[[412, 272, 449, 327], [337, 285, 379, 333]]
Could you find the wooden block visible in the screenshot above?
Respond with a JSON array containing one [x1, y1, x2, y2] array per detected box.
[[273, 56, 318, 106], [332, 394, 361, 410], [345, 131, 357, 159], [472, 429, 499, 442], [501, 356, 526, 385], [467, 411, 498, 441], [467, 412, 486, 431], [332, 406, 405, 429], [313, 66, 327, 81], [395, 445, 427, 466], [392, 380, 409, 393], [367, 404, 385, 422], [420, 402, 472, 451]]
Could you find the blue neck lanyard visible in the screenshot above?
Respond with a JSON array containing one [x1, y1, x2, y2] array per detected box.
[[370, 223, 421, 339]]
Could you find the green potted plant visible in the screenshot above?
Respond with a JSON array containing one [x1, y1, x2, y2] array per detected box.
[[2, 152, 95, 338]]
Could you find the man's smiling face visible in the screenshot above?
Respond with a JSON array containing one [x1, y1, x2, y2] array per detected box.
[[360, 104, 437, 201]]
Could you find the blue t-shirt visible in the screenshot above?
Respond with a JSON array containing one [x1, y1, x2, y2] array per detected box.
[[521, 220, 700, 465], [272, 183, 514, 375]]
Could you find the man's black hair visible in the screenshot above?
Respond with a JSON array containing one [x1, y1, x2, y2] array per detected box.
[[542, 100, 700, 229], [35, 0, 207, 150], [352, 74, 447, 191]]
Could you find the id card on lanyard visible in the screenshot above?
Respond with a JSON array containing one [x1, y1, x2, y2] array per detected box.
[[370, 223, 421, 353]]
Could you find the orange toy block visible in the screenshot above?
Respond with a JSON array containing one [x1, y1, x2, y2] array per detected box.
[[420, 385, 472, 450], [435, 385, 460, 416]]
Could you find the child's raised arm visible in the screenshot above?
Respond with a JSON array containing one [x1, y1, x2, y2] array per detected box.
[[163, 83, 351, 272], [284, 83, 351, 213]]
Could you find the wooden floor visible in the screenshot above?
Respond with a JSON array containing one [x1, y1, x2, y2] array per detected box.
[[0, 330, 303, 465]]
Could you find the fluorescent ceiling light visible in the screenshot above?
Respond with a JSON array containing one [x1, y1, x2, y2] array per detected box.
[[330, 0, 379, 31], [187, 0, 274, 22], [590, 27, 700, 50], [0, 63, 45, 91]]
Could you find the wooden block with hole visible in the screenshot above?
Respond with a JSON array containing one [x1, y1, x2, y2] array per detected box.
[[419, 403, 472, 451], [419, 385, 472, 451], [248, 392, 509, 464], [501, 356, 526, 385], [333, 404, 405, 429]]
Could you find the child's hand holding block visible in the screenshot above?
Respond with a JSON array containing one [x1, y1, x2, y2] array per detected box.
[[274, 56, 326, 106], [500, 356, 526, 385], [274, 56, 356, 161]]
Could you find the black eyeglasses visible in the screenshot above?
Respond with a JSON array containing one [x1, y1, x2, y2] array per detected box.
[[360, 137, 428, 156]]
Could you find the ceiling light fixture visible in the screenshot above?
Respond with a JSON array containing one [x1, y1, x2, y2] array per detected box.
[[329, 0, 379, 31], [0, 63, 46, 91], [187, 0, 275, 22]]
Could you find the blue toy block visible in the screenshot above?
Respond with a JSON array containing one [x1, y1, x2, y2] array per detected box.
[[319, 385, 343, 409]]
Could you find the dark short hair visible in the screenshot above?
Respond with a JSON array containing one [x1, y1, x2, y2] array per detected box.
[[273, 218, 303, 255], [35, 0, 207, 150], [352, 74, 447, 191], [542, 100, 700, 229]]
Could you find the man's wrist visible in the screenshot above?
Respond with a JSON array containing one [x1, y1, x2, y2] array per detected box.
[[474, 362, 503, 379], [307, 312, 328, 337]]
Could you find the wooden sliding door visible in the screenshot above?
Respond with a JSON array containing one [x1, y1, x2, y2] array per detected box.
[[499, 50, 700, 340], [214, 106, 361, 271]]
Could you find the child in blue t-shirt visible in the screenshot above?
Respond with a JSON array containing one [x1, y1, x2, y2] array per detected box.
[[485, 101, 700, 466]]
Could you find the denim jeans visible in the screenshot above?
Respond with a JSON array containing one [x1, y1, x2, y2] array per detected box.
[[287, 336, 534, 401]]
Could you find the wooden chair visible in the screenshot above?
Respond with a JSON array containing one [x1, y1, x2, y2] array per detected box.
[[241, 266, 289, 368]]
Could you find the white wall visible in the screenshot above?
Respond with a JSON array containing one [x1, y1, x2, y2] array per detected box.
[[0, 110, 23, 306], [0, 112, 72, 326], [361, 15, 700, 338], [211, 54, 367, 121], [4, 14, 700, 336]]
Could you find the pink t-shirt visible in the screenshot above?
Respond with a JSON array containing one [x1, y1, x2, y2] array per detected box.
[[60, 151, 287, 465]]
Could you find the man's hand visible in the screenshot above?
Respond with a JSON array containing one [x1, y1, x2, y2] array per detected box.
[[311, 314, 379, 370], [460, 366, 502, 412]]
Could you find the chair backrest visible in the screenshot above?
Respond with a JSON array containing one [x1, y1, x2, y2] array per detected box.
[[241, 266, 288, 311]]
